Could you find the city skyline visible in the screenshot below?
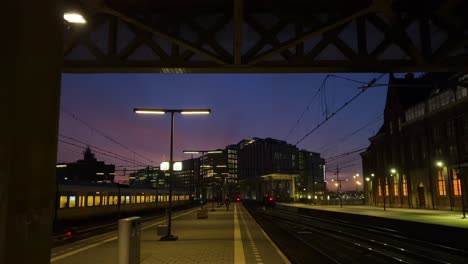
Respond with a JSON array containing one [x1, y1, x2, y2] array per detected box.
[[58, 73, 388, 190]]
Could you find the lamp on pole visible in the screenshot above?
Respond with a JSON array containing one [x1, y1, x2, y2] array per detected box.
[[183, 149, 223, 210], [134, 108, 211, 241], [389, 168, 397, 208]]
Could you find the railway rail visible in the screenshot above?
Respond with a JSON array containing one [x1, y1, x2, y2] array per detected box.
[[244, 202, 468, 264]]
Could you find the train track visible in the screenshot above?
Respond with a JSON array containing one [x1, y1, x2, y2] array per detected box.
[[52, 206, 189, 247], [244, 203, 468, 264]]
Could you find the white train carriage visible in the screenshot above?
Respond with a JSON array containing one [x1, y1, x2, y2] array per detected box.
[[57, 183, 191, 221]]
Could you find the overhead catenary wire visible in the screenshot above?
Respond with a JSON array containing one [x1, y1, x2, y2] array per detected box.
[[58, 139, 147, 166], [61, 108, 155, 164], [324, 146, 368, 162], [318, 113, 383, 153], [294, 73, 387, 146], [59, 134, 147, 166], [284, 74, 374, 142]]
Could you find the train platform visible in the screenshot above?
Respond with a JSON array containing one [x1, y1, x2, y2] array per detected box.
[[51, 203, 290, 264], [279, 203, 468, 229]]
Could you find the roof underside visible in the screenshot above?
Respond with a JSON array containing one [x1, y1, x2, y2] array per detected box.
[[63, 0, 468, 73]]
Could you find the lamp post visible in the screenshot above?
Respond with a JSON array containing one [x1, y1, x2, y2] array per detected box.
[[134, 108, 211, 241], [183, 149, 223, 210], [390, 168, 397, 208]]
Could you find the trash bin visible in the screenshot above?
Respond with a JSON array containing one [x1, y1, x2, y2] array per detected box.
[[118, 217, 141, 264]]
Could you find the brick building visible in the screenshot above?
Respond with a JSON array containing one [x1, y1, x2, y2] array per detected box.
[[361, 73, 468, 212]]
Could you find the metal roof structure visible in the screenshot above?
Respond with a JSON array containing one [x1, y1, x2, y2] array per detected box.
[[63, 0, 468, 73]]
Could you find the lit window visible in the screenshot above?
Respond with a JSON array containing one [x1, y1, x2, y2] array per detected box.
[[453, 170, 462, 196], [393, 176, 399, 196], [95, 196, 101, 206], [136, 196, 141, 203], [69, 196, 76, 208], [109, 196, 114, 205], [103, 196, 108, 206], [126, 195, 130, 204], [79, 196, 85, 207], [121, 196, 125, 204], [131, 196, 135, 203], [114, 196, 118, 204], [438, 170, 446, 196], [378, 179, 382, 197], [87, 196, 94, 206], [385, 178, 389, 196], [402, 176, 408, 196], [60, 196, 68, 208]]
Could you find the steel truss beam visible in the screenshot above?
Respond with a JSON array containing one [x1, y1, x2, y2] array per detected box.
[[63, 0, 468, 73]]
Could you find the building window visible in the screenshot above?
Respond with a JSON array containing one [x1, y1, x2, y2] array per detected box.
[[393, 175, 399, 196], [385, 178, 389, 196], [447, 120, 455, 138], [420, 137, 427, 160], [378, 179, 382, 197], [433, 126, 441, 141], [437, 170, 446, 196], [389, 122, 393, 134], [59, 196, 68, 208], [436, 147, 443, 157], [449, 145, 457, 157], [452, 170, 462, 196], [398, 117, 402, 132], [402, 175, 408, 196], [457, 86, 468, 99]]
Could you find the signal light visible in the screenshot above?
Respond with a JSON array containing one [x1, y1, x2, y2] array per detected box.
[[236, 197, 240, 202], [66, 231, 72, 237], [268, 197, 273, 202]]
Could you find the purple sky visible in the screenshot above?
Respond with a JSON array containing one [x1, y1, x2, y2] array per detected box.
[[58, 73, 388, 190]]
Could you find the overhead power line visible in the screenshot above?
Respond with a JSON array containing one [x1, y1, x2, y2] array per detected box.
[[285, 74, 373, 142], [59, 134, 147, 166], [61, 108, 155, 164], [294, 73, 387, 146], [318, 113, 383, 154], [58, 139, 147, 166], [324, 146, 368, 162]]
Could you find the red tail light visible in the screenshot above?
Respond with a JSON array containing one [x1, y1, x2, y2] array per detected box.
[[236, 197, 240, 201], [268, 197, 273, 202], [66, 231, 72, 238]]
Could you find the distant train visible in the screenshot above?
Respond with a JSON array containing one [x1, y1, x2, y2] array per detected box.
[[56, 183, 191, 221]]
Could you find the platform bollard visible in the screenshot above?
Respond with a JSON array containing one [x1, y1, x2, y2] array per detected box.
[[118, 217, 141, 264]]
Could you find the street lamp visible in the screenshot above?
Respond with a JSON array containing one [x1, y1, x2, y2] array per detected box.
[[183, 149, 224, 211], [134, 108, 211, 241]]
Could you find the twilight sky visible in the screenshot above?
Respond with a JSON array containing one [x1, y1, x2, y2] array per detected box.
[[58, 73, 388, 190]]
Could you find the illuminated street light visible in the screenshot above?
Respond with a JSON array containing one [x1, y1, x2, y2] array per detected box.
[[63, 13, 86, 24], [160, 162, 170, 171], [365, 177, 370, 182], [390, 168, 397, 174], [371, 173, 375, 177], [134, 108, 211, 241], [56, 164, 67, 168], [436, 161, 443, 168]]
